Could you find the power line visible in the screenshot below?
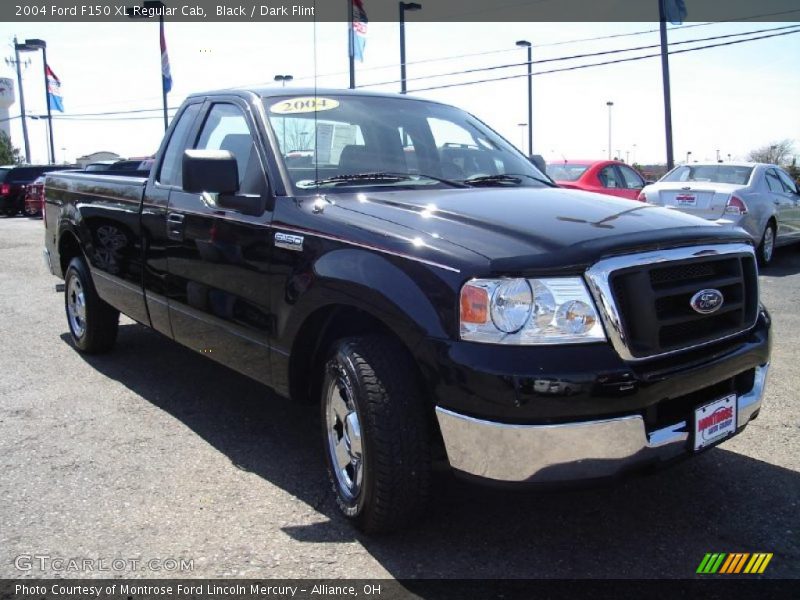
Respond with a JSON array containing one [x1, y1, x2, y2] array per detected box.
[[358, 24, 800, 89], [408, 27, 800, 93]]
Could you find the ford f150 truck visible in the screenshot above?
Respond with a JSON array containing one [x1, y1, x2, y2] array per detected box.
[[44, 88, 771, 533]]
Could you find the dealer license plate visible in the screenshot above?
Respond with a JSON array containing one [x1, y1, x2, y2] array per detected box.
[[694, 394, 737, 451], [674, 194, 697, 207]]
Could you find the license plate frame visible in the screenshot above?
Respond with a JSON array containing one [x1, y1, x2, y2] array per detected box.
[[674, 194, 697, 207], [693, 394, 737, 451]]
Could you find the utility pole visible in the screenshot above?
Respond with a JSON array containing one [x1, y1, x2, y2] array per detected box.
[[347, 0, 355, 89], [606, 101, 613, 160], [399, 3, 422, 94], [658, 0, 675, 170]]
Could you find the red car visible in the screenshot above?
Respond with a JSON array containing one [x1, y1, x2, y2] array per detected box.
[[547, 160, 649, 201], [23, 175, 46, 217]]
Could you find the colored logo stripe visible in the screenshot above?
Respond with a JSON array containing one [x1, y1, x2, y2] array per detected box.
[[697, 553, 773, 574]]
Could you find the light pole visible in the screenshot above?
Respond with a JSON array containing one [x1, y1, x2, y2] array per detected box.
[[399, 2, 422, 94], [11, 37, 33, 163], [716, 149, 721, 163], [274, 75, 293, 87], [517, 123, 527, 150], [606, 101, 614, 160], [20, 39, 54, 164], [516, 40, 533, 156], [686, 151, 692, 164], [727, 153, 731, 162]]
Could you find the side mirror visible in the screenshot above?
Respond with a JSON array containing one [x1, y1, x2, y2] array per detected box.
[[182, 149, 239, 194], [529, 154, 547, 174]]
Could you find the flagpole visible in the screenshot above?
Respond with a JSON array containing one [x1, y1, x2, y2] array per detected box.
[[41, 45, 55, 164], [658, 0, 675, 170], [160, 15, 168, 131], [347, 0, 355, 89]]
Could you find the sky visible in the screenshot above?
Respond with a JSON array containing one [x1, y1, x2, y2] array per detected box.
[[1, 18, 798, 166]]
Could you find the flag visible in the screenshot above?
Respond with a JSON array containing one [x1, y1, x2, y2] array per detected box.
[[46, 65, 63, 112], [352, 0, 368, 62], [160, 19, 173, 93], [664, 0, 687, 25]]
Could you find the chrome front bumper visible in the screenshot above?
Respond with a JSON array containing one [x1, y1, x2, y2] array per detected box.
[[436, 364, 769, 483]]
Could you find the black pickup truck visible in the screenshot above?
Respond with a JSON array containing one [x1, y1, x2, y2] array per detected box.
[[44, 88, 771, 533]]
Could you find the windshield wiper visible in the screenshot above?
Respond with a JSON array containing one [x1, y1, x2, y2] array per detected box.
[[309, 172, 466, 188], [463, 173, 556, 187]]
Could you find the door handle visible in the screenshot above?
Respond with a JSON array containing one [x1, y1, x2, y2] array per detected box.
[[167, 212, 185, 241]]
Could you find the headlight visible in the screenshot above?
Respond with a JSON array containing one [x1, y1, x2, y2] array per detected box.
[[459, 277, 606, 345]]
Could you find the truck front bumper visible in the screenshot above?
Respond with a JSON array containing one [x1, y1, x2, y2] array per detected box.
[[435, 363, 768, 484]]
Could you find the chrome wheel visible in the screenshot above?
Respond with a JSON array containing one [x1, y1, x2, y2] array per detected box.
[[325, 367, 364, 501], [762, 226, 775, 263], [67, 275, 87, 338]]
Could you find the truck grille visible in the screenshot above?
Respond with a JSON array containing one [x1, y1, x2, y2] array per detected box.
[[585, 244, 759, 361]]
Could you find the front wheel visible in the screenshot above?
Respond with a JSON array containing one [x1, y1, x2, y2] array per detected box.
[[321, 336, 431, 533], [64, 257, 120, 353], [757, 222, 776, 266]]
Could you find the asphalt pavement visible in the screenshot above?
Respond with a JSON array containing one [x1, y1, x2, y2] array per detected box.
[[0, 216, 797, 579]]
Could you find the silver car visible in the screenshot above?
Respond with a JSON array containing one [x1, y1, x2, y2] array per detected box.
[[639, 162, 800, 265]]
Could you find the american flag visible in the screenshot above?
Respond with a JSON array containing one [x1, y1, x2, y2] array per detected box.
[[352, 0, 368, 62], [160, 19, 173, 93], [46, 65, 63, 112]]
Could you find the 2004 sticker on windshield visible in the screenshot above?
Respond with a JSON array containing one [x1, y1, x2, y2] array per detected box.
[[270, 97, 340, 114]]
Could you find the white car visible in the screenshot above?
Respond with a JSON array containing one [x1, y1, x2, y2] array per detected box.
[[639, 162, 800, 265]]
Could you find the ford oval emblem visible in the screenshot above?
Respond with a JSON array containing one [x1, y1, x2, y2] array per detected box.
[[690, 289, 724, 315]]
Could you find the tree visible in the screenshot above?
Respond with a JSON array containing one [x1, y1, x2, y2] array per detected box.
[[0, 131, 22, 165], [747, 139, 795, 166]]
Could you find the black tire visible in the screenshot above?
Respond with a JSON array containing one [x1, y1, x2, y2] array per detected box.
[[757, 222, 776, 267], [64, 257, 119, 353], [320, 335, 431, 533]]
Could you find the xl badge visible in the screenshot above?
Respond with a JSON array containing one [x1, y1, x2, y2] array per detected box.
[[275, 232, 304, 251], [690, 289, 724, 314]]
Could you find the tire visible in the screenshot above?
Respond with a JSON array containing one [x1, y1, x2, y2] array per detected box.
[[321, 335, 431, 533], [757, 222, 776, 267], [64, 257, 120, 353]]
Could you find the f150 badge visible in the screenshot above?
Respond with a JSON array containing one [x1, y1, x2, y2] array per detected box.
[[275, 232, 304, 251], [690, 288, 724, 314]]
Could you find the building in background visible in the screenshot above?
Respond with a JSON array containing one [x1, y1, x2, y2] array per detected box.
[[0, 78, 16, 140], [75, 151, 122, 168]]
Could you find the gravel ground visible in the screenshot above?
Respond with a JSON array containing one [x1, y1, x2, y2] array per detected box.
[[0, 216, 797, 579]]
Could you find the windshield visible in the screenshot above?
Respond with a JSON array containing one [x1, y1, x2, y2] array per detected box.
[[661, 165, 753, 185], [547, 163, 589, 182], [0, 168, 11, 183], [264, 94, 549, 193]]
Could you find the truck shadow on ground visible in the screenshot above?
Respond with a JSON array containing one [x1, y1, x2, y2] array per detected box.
[[760, 245, 800, 278], [63, 327, 799, 579]]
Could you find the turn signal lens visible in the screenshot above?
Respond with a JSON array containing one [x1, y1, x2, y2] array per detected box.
[[725, 196, 748, 215], [460, 284, 489, 324]]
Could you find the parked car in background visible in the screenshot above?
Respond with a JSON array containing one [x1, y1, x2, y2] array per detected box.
[[23, 175, 46, 217], [0, 164, 74, 216], [639, 163, 800, 265], [547, 160, 649, 200]]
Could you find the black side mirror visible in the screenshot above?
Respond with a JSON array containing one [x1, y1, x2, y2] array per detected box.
[[529, 154, 547, 174], [182, 149, 239, 194]]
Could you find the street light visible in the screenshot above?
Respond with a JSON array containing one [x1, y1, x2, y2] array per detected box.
[[606, 101, 614, 160], [686, 151, 692, 164], [517, 123, 527, 150], [19, 39, 55, 164], [399, 2, 422, 94], [274, 75, 294, 87], [11, 37, 35, 163], [516, 40, 532, 156]]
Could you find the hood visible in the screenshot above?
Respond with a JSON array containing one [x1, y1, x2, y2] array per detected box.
[[315, 187, 752, 275]]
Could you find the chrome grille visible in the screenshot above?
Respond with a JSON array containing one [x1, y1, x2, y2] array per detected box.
[[585, 244, 759, 361]]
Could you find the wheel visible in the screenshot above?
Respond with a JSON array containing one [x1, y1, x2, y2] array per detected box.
[[321, 335, 431, 533], [64, 256, 120, 353], [757, 222, 776, 267], [23, 204, 40, 218]]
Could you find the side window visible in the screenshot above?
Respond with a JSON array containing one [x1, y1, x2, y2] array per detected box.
[[765, 169, 785, 193], [776, 169, 798, 195], [194, 103, 264, 195], [158, 103, 201, 187], [598, 166, 620, 188], [618, 165, 644, 189]]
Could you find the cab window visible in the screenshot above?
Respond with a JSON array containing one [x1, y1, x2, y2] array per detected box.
[[158, 103, 201, 187]]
